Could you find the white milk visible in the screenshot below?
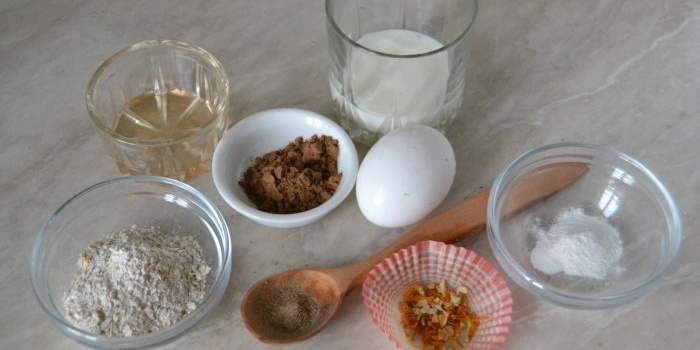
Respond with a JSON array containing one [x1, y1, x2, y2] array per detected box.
[[342, 29, 449, 134]]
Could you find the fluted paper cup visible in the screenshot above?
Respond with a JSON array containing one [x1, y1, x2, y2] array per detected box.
[[362, 241, 512, 350]]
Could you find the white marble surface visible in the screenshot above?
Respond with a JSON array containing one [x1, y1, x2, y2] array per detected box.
[[2, 0, 699, 349]]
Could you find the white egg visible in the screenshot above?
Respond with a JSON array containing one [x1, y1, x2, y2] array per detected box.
[[356, 125, 456, 228]]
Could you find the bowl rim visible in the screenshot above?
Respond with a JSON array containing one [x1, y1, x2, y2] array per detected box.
[[487, 142, 682, 309], [30, 175, 232, 349], [212, 108, 359, 228], [85, 40, 230, 147], [325, 0, 478, 60]]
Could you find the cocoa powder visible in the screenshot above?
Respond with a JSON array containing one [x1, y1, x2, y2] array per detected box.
[[239, 135, 342, 214]]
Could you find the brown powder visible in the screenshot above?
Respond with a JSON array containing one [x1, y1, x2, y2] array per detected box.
[[239, 135, 343, 214], [260, 287, 320, 337]]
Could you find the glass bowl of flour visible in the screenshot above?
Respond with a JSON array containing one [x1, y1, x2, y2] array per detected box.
[[31, 176, 232, 348], [487, 143, 681, 309]]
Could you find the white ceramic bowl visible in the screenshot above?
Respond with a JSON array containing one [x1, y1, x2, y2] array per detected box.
[[212, 108, 359, 228]]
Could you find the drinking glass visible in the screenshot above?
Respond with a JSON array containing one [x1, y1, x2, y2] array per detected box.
[[326, 0, 478, 144], [86, 40, 229, 181]]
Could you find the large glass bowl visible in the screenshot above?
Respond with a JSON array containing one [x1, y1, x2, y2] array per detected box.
[[30, 176, 232, 349], [487, 143, 681, 309]]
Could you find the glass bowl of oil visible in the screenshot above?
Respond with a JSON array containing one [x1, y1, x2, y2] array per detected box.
[[86, 40, 229, 182]]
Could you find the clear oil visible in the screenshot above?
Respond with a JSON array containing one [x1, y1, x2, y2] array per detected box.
[[110, 89, 225, 181]]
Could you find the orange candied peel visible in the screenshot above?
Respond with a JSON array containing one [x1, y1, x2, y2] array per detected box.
[[399, 279, 484, 350]]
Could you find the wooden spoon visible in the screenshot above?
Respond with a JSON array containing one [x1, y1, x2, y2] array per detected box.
[[240, 162, 586, 344]]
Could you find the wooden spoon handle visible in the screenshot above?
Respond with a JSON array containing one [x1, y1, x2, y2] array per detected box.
[[334, 161, 587, 291], [331, 189, 488, 291]]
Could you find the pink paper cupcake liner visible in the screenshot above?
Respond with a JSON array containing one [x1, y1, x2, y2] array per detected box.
[[362, 241, 512, 350]]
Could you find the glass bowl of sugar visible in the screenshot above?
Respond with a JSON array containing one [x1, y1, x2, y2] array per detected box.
[[487, 142, 681, 309]]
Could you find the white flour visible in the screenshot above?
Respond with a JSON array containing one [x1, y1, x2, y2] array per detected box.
[[529, 207, 623, 280], [63, 227, 211, 337]]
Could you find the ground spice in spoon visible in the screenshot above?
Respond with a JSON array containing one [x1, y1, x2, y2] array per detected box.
[[260, 287, 321, 338], [239, 134, 342, 214]]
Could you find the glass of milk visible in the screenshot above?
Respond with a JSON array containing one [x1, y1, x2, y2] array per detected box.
[[326, 0, 477, 144]]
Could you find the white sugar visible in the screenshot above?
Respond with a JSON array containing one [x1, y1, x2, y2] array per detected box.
[[529, 207, 623, 280]]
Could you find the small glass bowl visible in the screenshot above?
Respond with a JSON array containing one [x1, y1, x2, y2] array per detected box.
[[362, 241, 512, 350], [30, 176, 232, 349], [86, 40, 230, 182], [487, 142, 681, 309]]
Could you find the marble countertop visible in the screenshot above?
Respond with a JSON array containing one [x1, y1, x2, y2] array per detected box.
[[2, 0, 699, 349]]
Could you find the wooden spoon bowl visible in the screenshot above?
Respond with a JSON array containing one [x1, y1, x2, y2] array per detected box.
[[240, 269, 342, 343]]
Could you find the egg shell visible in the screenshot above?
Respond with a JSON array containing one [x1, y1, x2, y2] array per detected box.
[[356, 125, 456, 228]]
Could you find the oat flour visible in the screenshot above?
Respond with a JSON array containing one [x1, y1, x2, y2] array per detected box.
[[63, 227, 211, 337]]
